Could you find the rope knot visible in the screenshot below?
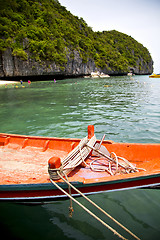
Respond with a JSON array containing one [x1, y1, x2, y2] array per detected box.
[[69, 206, 74, 217]]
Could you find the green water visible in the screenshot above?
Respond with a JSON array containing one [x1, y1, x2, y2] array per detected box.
[[0, 75, 160, 142], [0, 75, 160, 239]]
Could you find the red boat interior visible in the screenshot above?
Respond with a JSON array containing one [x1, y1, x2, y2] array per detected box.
[[0, 127, 160, 186]]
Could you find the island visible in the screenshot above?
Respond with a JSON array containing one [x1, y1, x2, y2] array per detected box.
[[0, 0, 153, 80]]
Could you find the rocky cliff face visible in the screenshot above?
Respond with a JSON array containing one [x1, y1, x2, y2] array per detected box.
[[0, 48, 96, 78], [0, 48, 153, 79]]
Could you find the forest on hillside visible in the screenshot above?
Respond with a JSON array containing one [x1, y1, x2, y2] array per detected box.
[[0, 0, 152, 74]]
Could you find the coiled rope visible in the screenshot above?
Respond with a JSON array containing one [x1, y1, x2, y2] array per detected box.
[[48, 135, 142, 240], [86, 144, 146, 175], [48, 135, 96, 180]]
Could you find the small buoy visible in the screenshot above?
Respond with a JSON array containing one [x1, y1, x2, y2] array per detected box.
[[104, 85, 112, 87], [48, 157, 61, 169]]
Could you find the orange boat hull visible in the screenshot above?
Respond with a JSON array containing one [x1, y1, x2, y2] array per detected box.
[[0, 129, 160, 203]]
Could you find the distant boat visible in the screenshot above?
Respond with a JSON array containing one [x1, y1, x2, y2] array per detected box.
[[149, 73, 160, 78], [0, 125, 160, 203], [99, 72, 110, 78], [91, 71, 100, 78], [91, 71, 110, 78], [127, 73, 135, 76]]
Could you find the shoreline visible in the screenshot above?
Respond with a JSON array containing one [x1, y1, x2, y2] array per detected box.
[[0, 80, 19, 85]]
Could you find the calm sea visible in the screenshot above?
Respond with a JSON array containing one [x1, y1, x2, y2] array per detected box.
[[0, 75, 160, 239]]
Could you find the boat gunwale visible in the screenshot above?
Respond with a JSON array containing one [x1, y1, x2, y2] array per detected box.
[[0, 132, 81, 143], [1, 171, 160, 191], [1, 173, 160, 203], [1, 132, 160, 145]]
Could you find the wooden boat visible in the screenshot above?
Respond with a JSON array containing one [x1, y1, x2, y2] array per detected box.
[[149, 73, 160, 78], [0, 125, 160, 203]]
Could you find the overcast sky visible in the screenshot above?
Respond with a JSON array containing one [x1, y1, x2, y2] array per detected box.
[[59, 0, 160, 73]]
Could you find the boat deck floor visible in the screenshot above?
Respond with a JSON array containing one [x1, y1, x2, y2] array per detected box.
[[0, 143, 68, 185], [1, 142, 160, 185]]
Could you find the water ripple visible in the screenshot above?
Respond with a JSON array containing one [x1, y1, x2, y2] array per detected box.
[[0, 76, 159, 143]]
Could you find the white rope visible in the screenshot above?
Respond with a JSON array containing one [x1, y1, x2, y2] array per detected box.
[[48, 136, 142, 240], [86, 145, 145, 175], [49, 171, 140, 240], [49, 135, 96, 180], [58, 172, 141, 240], [50, 177, 127, 240], [62, 135, 96, 171]]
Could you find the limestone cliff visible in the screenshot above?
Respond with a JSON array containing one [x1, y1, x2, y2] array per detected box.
[[0, 47, 153, 79], [0, 48, 96, 78]]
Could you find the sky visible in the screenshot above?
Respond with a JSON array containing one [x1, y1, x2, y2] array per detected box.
[[58, 0, 160, 73]]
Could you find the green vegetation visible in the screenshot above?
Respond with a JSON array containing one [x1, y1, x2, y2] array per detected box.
[[0, 0, 152, 72]]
